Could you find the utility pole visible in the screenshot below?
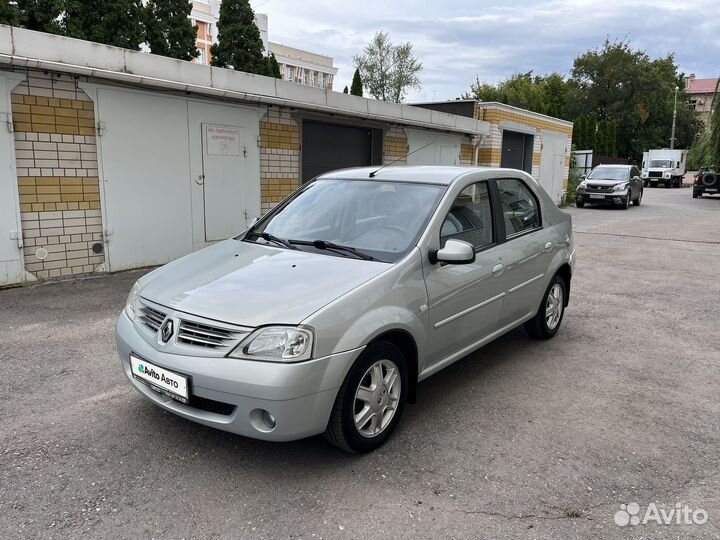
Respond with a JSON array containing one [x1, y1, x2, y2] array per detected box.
[[670, 85, 679, 149]]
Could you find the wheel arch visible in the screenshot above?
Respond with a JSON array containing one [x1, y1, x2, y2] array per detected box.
[[367, 329, 419, 404], [555, 263, 572, 307]]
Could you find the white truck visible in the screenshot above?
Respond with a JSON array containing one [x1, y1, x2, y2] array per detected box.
[[641, 149, 688, 188]]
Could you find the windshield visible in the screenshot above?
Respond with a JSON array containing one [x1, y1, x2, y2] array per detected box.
[[245, 179, 446, 262], [649, 160, 673, 168], [587, 167, 629, 181]]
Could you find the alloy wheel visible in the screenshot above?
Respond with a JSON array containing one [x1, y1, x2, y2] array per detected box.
[[545, 283, 564, 330], [354, 360, 401, 438]]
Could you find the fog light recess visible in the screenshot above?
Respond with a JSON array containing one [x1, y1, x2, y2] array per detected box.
[[249, 408, 277, 433]]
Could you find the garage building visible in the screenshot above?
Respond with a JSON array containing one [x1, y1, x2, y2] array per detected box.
[[0, 26, 571, 287]]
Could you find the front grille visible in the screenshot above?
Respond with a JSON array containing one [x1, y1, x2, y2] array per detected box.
[[139, 305, 166, 332], [177, 320, 238, 349], [587, 184, 613, 192], [649, 171, 663, 178]]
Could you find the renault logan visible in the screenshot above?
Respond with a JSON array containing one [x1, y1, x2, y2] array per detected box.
[[116, 166, 574, 453]]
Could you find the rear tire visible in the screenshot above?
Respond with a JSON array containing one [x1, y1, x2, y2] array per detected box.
[[324, 341, 407, 453], [693, 192, 699, 199], [525, 274, 567, 340]]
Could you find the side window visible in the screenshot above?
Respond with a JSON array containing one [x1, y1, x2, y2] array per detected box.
[[496, 178, 541, 237], [440, 181, 493, 250]]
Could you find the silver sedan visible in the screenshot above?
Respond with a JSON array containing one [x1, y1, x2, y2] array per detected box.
[[116, 166, 574, 453]]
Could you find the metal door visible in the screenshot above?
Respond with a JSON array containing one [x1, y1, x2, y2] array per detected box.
[[301, 121, 373, 183], [96, 88, 193, 271], [539, 132, 567, 203], [501, 130, 533, 173], [0, 74, 24, 285], [201, 123, 248, 241]]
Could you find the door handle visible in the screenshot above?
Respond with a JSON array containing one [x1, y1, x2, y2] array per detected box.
[[195, 174, 205, 185], [543, 241, 553, 252], [492, 263, 504, 276]]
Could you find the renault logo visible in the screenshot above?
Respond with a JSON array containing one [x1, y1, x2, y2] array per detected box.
[[160, 319, 174, 344]]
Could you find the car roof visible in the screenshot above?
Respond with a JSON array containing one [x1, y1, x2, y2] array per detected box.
[[316, 165, 526, 186]]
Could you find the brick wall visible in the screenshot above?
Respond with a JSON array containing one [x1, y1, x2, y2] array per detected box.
[[383, 126, 408, 165], [259, 106, 300, 214], [474, 102, 573, 189], [11, 70, 104, 280]]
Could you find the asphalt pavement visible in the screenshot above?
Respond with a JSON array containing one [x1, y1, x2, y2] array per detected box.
[[1, 186, 719, 539]]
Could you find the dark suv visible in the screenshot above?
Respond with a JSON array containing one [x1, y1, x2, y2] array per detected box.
[[575, 165, 643, 209], [693, 168, 718, 198]]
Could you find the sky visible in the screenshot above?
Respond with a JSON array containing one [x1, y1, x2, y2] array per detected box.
[[253, 0, 720, 102]]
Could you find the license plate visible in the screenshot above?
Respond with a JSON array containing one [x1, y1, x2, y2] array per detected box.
[[706, 188, 717, 192], [130, 354, 189, 403], [589, 194, 605, 199]]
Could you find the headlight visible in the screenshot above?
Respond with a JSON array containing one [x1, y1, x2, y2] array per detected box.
[[664, 172, 671, 179], [229, 326, 313, 362], [124, 281, 140, 320], [613, 183, 629, 192], [576, 181, 587, 191], [641, 172, 648, 178]]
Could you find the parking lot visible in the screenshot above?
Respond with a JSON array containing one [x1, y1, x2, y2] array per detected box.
[[1, 187, 719, 539]]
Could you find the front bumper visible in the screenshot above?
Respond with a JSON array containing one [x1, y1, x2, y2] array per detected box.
[[576, 191, 629, 205], [115, 312, 362, 441]]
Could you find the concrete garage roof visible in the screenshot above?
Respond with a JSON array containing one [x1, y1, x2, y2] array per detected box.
[[0, 25, 490, 137]]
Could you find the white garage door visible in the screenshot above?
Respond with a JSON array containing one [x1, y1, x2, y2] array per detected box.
[[94, 88, 263, 272], [0, 74, 24, 286], [406, 129, 463, 166], [96, 88, 194, 271], [538, 132, 567, 204]]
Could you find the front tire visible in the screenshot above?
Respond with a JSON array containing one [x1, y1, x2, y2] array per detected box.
[[324, 341, 407, 453], [634, 190, 642, 206], [525, 274, 566, 340], [576, 199, 585, 208]]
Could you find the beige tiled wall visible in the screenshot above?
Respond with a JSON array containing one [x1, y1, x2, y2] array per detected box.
[[11, 69, 104, 280], [259, 107, 300, 214]]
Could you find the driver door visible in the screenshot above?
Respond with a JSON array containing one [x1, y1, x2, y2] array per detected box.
[[421, 180, 505, 371]]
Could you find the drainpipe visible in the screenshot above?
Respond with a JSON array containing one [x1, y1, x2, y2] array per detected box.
[[472, 134, 486, 166]]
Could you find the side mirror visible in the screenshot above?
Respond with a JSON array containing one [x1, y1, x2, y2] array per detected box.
[[632, 176, 640, 182], [580, 174, 587, 180], [433, 239, 476, 265]]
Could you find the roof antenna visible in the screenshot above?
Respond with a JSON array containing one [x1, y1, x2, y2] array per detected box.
[[369, 141, 435, 177]]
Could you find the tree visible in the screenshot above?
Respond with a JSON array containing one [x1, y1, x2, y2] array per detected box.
[[566, 39, 698, 158], [0, 1, 19, 26], [210, 0, 266, 74], [16, 0, 63, 34], [64, 0, 144, 50], [350, 68, 362, 96], [343, 86, 349, 94], [464, 71, 569, 118], [144, 0, 198, 61], [353, 31, 422, 103], [264, 52, 281, 78]]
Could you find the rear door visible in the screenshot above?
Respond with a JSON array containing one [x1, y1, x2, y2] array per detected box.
[[492, 177, 554, 327]]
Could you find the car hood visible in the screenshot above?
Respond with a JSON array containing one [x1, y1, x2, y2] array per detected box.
[[139, 239, 390, 327], [585, 179, 626, 186]]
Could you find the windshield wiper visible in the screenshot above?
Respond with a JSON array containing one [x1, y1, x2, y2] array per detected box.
[[289, 239, 380, 261], [247, 231, 299, 250]]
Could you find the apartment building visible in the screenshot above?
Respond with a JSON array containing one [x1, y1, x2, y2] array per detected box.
[[685, 75, 718, 129], [190, 1, 336, 90]]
